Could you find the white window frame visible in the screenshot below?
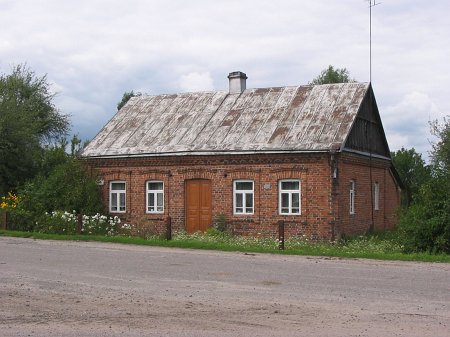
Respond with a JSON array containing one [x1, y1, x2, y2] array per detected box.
[[279, 179, 301, 215], [146, 181, 164, 214], [349, 180, 355, 215], [233, 180, 254, 215], [110, 181, 126, 213], [374, 182, 380, 211]]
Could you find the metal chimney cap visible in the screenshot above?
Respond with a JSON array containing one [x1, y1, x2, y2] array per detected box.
[[228, 71, 248, 79]]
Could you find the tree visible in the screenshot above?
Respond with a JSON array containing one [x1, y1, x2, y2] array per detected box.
[[0, 65, 69, 195], [309, 65, 354, 85], [391, 147, 430, 206], [117, 90, 141, 111], [430, 118, 450, 173], [398, 118, 450, 253]]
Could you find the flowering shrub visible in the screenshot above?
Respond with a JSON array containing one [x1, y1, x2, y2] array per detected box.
[[35, 211, 78, 234], [0, 192, 19, 210], [34, 210, 133, 236]]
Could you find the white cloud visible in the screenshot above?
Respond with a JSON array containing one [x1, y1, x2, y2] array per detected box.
[[178, 72, 214, 92], [383, 91, 442, 157]]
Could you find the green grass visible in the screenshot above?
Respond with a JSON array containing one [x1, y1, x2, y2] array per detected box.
[[1, 229, 449, 263]]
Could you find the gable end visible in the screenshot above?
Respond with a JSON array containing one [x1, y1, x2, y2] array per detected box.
[[343, 85, 391, 159]]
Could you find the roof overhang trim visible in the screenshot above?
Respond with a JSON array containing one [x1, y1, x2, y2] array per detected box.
[[80, 149, 331, 160], [342, 148, 391, 161]]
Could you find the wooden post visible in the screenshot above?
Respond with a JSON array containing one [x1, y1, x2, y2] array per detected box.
[[1, 211, 8, 230], [76, 213, 83, 234], [165, 216, 172, 240], [278, 220, 285, 250]]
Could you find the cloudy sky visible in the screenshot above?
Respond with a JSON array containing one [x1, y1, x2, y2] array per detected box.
[[1, 0, 449, 159]]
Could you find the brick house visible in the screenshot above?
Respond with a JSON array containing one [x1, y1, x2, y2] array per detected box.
[[80, 71, 401, 240]]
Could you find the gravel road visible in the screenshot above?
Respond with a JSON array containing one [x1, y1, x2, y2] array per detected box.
[[0, 236, 449, 337]]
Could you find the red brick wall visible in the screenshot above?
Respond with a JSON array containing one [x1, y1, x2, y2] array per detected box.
[[83, 151, 400, 240], [334, 152, 401, 238]]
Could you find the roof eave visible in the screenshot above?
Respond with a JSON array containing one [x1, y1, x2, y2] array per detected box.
[[80, 149, 332, 160]]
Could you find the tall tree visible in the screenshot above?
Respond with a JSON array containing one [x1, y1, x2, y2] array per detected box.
[[309, 65, 354, 85], [398, 118, 450, 253], [0, 64, 69, 195], [391, 147, 430, 206]]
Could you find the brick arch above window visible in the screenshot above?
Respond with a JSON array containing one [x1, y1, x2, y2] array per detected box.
[[272, 169, 308, 181], [226, 169, 261, 179]]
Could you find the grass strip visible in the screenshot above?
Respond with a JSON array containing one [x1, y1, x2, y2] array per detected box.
[[1, 229, 449, 263]]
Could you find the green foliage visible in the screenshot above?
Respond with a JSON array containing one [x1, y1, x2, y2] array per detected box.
[[309, 65, 354, 85], [391, 147, 431, 206], [212, 213, 228, 232], [430, 118, 450, 172], [117, 90, 141, 111], [0, 64, 69, 195], [398, 118, 450, 253], [8, 146, 103, 230]]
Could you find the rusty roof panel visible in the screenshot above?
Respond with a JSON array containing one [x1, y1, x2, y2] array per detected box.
[[81, 82, 370, 157]]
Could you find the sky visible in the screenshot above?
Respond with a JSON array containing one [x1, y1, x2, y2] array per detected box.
[[1, 0, 449, 160]]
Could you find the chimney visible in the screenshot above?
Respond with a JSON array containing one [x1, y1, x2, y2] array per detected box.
[[228, 71, 247, 94]]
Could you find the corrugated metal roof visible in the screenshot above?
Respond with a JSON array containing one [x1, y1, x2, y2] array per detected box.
[[81, 82, 370, 158]]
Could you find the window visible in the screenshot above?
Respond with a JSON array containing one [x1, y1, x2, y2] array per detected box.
[[374, 182, 380, 211], [349, 180, 355, 214], [279, 180, 301, 215], [147, 181, 164, 213], [233, 180, 254, 214], [110, 181, 126, 213]]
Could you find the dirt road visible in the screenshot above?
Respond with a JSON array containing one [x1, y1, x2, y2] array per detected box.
[[0, 236, 449, 336]]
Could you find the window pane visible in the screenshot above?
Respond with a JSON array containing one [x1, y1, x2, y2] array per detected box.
[[149, 193, 155, 210], [236, 193, 243, 208], [119, 193, 126, 211], [149, 182, 163, 191], [281, 193, 289, 208], [245, 193, 253, 208], [281, 181, 299, 190], [111, 193, 117, 211], [111, 182, 125, 190], [236, 181, 253, 190], [292, 193, 299, 209], [157, 193, 163, 207]]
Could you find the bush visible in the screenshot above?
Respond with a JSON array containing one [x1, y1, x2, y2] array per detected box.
[[398, 175, 450, 253], [35, 210, 77, 235], [397, 118, 450, 254], [16, 156, 103, 228]]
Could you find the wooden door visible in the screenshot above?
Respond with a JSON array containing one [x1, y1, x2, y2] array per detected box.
[[186, 179, 212, 233]]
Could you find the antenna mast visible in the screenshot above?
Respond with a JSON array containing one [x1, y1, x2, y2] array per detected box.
[[368, 0, 380, 83]]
